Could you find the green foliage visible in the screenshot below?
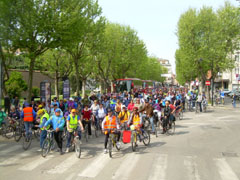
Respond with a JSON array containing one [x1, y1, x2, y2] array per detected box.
[[5, 72, 27, 98], [176, 2, 240, 85], [32, 87, 40, 97]]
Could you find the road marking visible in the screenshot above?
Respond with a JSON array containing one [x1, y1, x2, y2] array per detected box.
[[184, 156, 201, 180], [215, 158, 239, 180], [112, 153, 140, 180], [0, 147, 39, 166], [78, 153, 111, 178], [47, 153, 80, 174], [148, 154, 168, 180], [0, 144, 21, 155], [18, 155, 54, 171]]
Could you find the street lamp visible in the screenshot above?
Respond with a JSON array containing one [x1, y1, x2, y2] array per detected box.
[[0, 44, 3, 107]]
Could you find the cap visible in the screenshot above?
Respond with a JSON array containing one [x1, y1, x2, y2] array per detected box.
[[38, 105, 43, 109], [69, 97, 74, 101], [107, 108, 112, 112], [122, 105, 126, 108], [55, 108, 61, 113], [71, 109, 77, 113]]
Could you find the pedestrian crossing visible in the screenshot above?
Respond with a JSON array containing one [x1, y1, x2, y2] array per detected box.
[[0, 143, 239, 180]]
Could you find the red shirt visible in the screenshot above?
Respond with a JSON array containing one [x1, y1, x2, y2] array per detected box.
[[127, 103, 135, 111], [82, 109, 92, 120]]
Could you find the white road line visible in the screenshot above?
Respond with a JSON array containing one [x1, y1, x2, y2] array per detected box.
[[0, 147, 39, 166], [184, 156, 201, 180], [215, 158, 239, 180], [0, 145, 21, 154], [47, 153, 80, 174], [18, 155, 54, 171], [78, 153, 111, 178], [148, 154, 168, 180], [112, 153, 140, 180]]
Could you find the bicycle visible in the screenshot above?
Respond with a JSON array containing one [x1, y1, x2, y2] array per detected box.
[[107, 129, 120, 158], [202, 100, 207, 112], [93, 117, 102, 138], [83, 119, 92, 142], [22, 128, 33, 151], [5, 118, 17, 139], [0, 122, 7, 137], [159, 116, 175, 135], [195, 102, 199, 114], [42, 129, 55, 157], [14, 120, 25, 142], [130, 126, 150, 152], [68, 128, 82, 158]]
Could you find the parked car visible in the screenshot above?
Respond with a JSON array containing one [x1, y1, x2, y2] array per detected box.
[[223, 89, 231, 95], [228, 90, 240, 99]]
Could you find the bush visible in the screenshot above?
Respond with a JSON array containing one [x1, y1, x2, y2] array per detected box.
[[5, 71, 28, 98]]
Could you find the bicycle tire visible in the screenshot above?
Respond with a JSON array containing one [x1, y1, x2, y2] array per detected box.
[[108, 137, 113, 158], [179, 111, 183, 120], [142, 130, 150, 146], [42, 139, 50, 157], [167, 121, 175, 135], [22, 134, 32, 150], [34, 129, 40, 141], [131, 132, 137, 152], [155, 121, 159, 138], [5, 126, 14, 139], [143, 118, 150, 129], [14, 126, 22, 142], [75, 137, 81, 158]]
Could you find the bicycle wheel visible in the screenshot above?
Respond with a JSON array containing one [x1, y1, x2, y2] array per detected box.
[[143, 118, 150, 129], [22, 133, 32, 150], [142, 130, 150, 146], [14, 126, 22, 142], [108, 137, 113, 158], [179, 111, 183, 120], [131, 132, 137, 152], [167, 121, 175, 135], [42, 139, 50, 157], [5, 126, 14, 139], [155, 121, 159, 138], [74, 137, 81, 158]]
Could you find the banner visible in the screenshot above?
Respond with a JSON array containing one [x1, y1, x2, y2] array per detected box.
[[40, 81, 51, 103], [63, 79, 70, 99]]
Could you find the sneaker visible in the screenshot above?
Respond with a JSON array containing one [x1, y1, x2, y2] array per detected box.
[[37, 148, 42, 152], [65, 148, 69, 153], [104, 149, 108, 154], [59, 149, 64, 155]]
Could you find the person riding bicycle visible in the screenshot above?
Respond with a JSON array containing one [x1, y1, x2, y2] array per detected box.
[[37, 109, 50, 148], [102, 108, 120, 154], [128, 107, 143, 135], [81, 105, 94, 138], [118, 105, 130, 129], [8, 106, 20, 120], [0, 106, 7, 127], [96, 104, 107, 130], [162, 101, 171, 134], [44, 108, 65, 155], [21, 103, 36, 141], [65, 109, 84, 153], [139, 100, 155, 134]]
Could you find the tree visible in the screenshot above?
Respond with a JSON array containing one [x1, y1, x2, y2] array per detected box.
[[36, 49, 72, 99], [5, 72, 27, 98]]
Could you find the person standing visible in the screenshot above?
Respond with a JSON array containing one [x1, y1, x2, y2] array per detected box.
[[44, 108, 65, 155], [4, 95, 11, 114], [232, 93, 237, 108], [197, 93, 203, 112], [37, 109, 50, 148]]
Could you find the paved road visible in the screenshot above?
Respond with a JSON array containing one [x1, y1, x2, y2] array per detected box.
[[0, 107, 240, 180]]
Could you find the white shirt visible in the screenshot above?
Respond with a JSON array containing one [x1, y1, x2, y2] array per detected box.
[[98, 108, 105, 118]]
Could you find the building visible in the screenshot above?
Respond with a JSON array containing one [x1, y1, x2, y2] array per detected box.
[[158, 58, 177, 85]]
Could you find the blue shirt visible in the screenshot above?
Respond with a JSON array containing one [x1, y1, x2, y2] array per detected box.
[[44, 115, 65, 131], [51, 102, 60, 108]]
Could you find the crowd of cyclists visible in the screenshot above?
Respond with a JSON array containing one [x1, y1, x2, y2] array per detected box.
[[0, 87, 209, 157]]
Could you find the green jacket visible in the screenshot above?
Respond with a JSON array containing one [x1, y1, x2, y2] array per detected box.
[[0, 111, 6, 124]]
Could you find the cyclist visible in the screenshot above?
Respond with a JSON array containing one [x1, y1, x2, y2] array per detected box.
[[128, 107, 143, 145], [65, 109, 84, 153], [96, 103, 106, 130], [37, 109, 50, 148], [162, 101, 171, 134], [118, 105, 130, 129], [81, 105, 94, 138], [90, 100, 99, 127], [21, 103, 36, 141], [115, 99, 122, 115], [8, 106, 20, 120], [0, 106, 7, 127], [44, 108, 65, 155], [102, 108, 120, 154], [139, 100, 154, 134]]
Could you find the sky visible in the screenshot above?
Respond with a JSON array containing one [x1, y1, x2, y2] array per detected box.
[[98, 0, 239, 73]]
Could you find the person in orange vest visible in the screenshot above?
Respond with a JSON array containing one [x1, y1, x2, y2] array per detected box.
[[101, 108, 120, 154], [21, 103, 36, 141]]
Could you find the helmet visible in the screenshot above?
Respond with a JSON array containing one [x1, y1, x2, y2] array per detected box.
[[37, 109, 44, 116]]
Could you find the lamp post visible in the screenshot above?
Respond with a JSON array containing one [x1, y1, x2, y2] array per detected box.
[[0, 43, 2, 107]]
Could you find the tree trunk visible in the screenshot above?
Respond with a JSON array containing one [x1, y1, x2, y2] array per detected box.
[[111, 81, 114, 93], [74, 59, 80, 96], [55, 72, 59, 99], [27, 58, 35, 103], [82, 79, 86, 98]]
